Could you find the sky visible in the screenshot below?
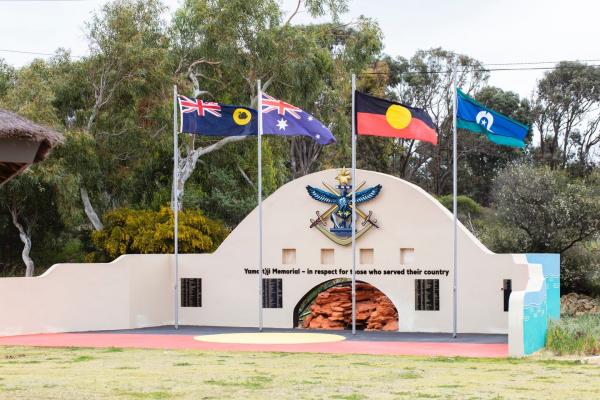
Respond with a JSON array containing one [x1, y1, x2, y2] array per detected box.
[[0, 0, 599, 98]]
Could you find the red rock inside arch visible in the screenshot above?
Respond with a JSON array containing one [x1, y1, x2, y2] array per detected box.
[[302, 282, 399, 331]]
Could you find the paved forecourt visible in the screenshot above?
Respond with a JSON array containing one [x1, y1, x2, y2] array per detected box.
[[0, 326, 508, 358]]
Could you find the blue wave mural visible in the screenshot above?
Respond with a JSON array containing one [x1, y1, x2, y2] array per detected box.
[[522, 254, 560, 355]]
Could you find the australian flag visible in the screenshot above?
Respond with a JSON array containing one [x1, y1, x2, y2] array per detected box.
[[178, 95, 257, 137], [261, 93, 335, 145]]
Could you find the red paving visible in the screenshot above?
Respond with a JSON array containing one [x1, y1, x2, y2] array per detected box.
[[0, 333, 508, 358]]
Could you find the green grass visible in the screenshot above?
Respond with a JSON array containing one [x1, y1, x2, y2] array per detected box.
[[547, 314, 600, 355], [173, 362, 192, 367], [0, 346, 599, 399], [72, 355, 95, 362]]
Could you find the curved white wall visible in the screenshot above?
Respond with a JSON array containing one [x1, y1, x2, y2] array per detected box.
[[1, 169, 536, 339]]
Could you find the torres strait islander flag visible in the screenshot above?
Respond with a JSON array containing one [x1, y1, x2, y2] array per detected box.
[[355, 91, 437, 144], [456, 88, 527, 148]]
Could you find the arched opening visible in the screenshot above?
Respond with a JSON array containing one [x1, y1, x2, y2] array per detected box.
[[293, 279, 398, 331]]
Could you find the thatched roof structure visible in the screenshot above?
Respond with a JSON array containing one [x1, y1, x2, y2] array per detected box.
[[0, 108, 63, 162], [0, 108, 64, 184]]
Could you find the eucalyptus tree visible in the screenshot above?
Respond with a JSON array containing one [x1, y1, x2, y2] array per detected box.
[[388, 48, 489, 194], [289, 17, 383, 177], [0, 58, 15, 98], [0, 58, 84, 275], [59, 0, 174, 229], [0, 60, 60, 127], [170, 0, 381, 203], [0, 62, 58, 274], [533, 62, 600, 171], [0, 164, 79, 276]]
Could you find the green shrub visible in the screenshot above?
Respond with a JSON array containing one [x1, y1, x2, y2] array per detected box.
[[475, 216, 530, 254], [88, 206, 228, 261], [437, 195, 483, 217], [547, 315, 600, 355], [562, 243, 600, 297]]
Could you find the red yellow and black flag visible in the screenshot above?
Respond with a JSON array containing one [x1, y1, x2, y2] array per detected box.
[[355, 91, 438, 145]]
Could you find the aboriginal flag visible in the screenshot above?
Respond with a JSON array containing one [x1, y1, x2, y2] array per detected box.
[[355, 91, 437, 144]]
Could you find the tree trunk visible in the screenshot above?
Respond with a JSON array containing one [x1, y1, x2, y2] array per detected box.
[[175, 135, 249, 207], [290, 136, 322, 178], [80, 186, 104, 231], [10, 209, 34, 277]]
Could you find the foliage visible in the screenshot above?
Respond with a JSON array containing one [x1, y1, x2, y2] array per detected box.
[[561, 242, 600, 296], [547, 314, 600, 355], [474, 215, 530, 254], [0, 59, 60, 126], [387, 48, 489, 194], [0, 163, 81, 276], [492, 163, 600, 253], [89, 206, 228, 260], [533, 62, 600, 170], [0, 58, 15, 98], [437, 194, 482, 217]]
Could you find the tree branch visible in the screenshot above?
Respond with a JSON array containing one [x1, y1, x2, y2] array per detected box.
[[237, 163, 256, 189], [285, 0, 302, 26]]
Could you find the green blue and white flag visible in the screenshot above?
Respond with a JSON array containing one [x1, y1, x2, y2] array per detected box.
[[456, 89, 528, 148]]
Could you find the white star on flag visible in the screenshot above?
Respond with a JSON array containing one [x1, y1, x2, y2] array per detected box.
[[308, 116, 314, 121], [276, 118, 288, 131]]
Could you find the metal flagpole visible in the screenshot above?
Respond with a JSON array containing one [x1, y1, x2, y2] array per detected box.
[[257, 80, 264, 332], [351, 74, 357, 335], [452, 82, 458, 339], [173, 85, 180, 330]]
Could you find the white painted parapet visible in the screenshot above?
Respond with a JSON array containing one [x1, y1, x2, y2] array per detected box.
[[0, 255, 173, 336]]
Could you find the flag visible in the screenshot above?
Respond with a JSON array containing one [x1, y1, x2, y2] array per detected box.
[[178, 95, 257, 136], [355, 91, 437, 144], [456, 89, 528, 148], [261, 93, 335, 145]]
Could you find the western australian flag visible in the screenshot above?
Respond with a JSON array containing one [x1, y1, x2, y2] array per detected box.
[[261, 93, 335, 145], [456, 89, 528, 148], [178, 95, 257, 136]]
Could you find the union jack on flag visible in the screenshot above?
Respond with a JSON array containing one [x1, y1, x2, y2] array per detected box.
[[261, 93, 302, 119], [178, 95, 222, 117], [260, 92, 335, 145]]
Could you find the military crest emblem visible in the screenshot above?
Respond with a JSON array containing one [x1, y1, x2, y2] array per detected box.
[[306, 168, 382, 245]]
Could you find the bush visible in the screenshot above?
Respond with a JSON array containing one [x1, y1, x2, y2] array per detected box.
[[88, 206, 228, 261], [561, 243, 600, 297], [437, 194, 483, 218], [547, 315, 600, 355], [475, 216, 530, 254], [492, 163, 600, 254]]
